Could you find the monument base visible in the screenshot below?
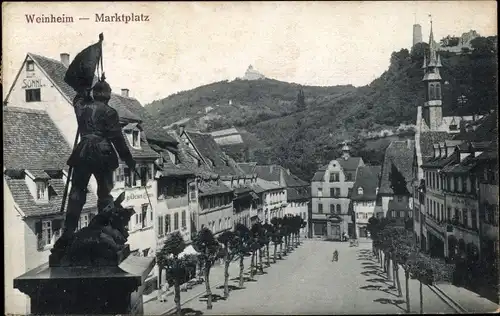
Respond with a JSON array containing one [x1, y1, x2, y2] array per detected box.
[[14, 255, 155, 315]]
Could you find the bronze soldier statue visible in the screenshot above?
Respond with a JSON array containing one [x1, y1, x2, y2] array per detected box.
[[61, 77, 136, 237]]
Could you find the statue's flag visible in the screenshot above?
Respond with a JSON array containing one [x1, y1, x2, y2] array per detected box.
[[64, 33, 104, 92]]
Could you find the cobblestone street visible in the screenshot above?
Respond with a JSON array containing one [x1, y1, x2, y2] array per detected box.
[[174, 240, 457, 315]]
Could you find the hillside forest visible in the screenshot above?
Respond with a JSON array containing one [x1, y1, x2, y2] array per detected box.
[[146, 36, 498, 181]]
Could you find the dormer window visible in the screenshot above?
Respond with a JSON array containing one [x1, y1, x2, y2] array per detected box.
[[357, 187, 364, 195], [26, 60, 35, 72], [132, 130, 140, 148], [36, 181, 48, 201]]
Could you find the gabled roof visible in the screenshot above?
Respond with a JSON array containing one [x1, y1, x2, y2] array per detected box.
[[351, 165, 381, 201], [25, 53, 141, 122], [379, 140, 415, 195], [337, 156, 363, 171], [121, 129, 159, 160], [238, 162, 257, 174], [3, 107, 97, 217], [4, 107, 72, 171], [254, 164, 308, 187], [185, 131, 245, 177], [419, 131, 452, 159], [168, 130, 219, 179]]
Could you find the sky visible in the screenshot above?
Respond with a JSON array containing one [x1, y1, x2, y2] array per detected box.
[[2, 1, 497, 105]]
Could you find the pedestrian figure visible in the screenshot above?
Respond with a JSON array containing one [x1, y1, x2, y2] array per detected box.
[[332, 249, 338, 262]]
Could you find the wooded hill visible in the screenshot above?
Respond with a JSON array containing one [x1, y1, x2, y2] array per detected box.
[[146, 36, 497, 181]]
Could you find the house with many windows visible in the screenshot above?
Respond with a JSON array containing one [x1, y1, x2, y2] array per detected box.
[[351, 165, 381, 238], [3, 52, 163, 257], [3, 107, 98, 315], [310, 143, 363, 239]]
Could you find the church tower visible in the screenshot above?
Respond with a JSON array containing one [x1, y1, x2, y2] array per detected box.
[[422, 17, 443, 131]]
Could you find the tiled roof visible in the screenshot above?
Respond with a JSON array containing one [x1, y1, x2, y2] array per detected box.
[[442, 155, 478, 174], [185, 131, 245, 176], [122, 130, 159, 160], [28, 53, 141, 122], [419, 132, 452, 159], [4, 107, 97, 217], [453, 111, 498, 142], [4, 107, 72, 171], [351, 165, 381, 201], [379, 141, 414, 195], [198, 181, 233, 197], [337, 156, 363, 171], [254, 164, 309, 187], [168, 130, 219, 179], [286, 187, 310, 202], [255, 165, 281, 182], [115, 94, 177, 144], [311, 170, 326, 182], [250, 183, 266, 194], [238, 162, 257, 174], [421, 153, 457, 169], [256, 179, 283, 191]]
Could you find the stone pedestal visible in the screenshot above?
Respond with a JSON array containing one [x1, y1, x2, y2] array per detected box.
[[14, 255, 155, 315]]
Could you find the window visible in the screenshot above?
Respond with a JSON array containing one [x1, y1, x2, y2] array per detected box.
[[463, 209, 468, 227], [174, 212, 179, 230], [158, 216, 164, 237], [190, 184, 196, 200], [330, 204, 335, 214], [336, 204, 341, 214], [447, 207, 452, 221], [345, 173, 353, 181], [78, 213, 89, 230], [471, 210, 477, 229], [363, 213, 368, 219], [429, 83, 436, 99], [25, 89, 41, 102], [41, 220, 52, 246], [329, 173, 339, 182], [357, 187, 363, 195], [436, 83, 441, 99], [124, 167, 132, 187], [318, 187, 323, 197], [139, 165, 149, 186], [114, 166, 124, 183], [141, 204, 148, 228], [219, 219, 222, 231], [132, 130, 140, 148], [348, 188, 353, 197], [26, 60, 35, 71], [335, 188, 341, 197], [181, 210, 186, 228], [36, 181, 47, 200], [318, 203, 323, 214], [391, 210, 397, 218], [330, 188, 334, 197], [165, 214, 171, 233], [36, 219, 61, 250], [397, 196, 403, 202]]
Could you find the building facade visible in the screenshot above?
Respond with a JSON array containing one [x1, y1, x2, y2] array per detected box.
[[3, 107, 98, 314], [311, 143, 363, 239], [351, 165, 381, 238]]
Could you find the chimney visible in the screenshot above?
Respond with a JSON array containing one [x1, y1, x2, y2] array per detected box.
[[60, 53, 70, 67], [121, 89, 129, 98]]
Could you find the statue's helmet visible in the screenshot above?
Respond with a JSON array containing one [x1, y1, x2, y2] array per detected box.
[[92, 78, 112, 101]]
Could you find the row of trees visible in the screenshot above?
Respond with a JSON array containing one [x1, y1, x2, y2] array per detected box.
[[367, 217, 455, 314], [157, 214, 307, 316]]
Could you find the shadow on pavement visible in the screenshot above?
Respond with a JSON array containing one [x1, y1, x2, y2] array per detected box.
[[230, 277, 258, 283], [360, 285, 401, 298], [361, 270, 386, 277], [366, 278, 392, 285], [199, 293, 226, 303], [180, 308, 204, 316], [216, 284, 244, 292], [373, 298, 406, 312]]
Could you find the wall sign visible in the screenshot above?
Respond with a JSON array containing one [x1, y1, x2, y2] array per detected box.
[[125, 191, 154, 204], [449, 196, 476, 208], [21, 78, 46, 89]]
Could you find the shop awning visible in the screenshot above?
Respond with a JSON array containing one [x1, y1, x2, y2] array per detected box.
[[178, 245, 199, 258]]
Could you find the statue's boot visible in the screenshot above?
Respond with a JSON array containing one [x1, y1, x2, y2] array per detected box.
[[49, 229, 75, 266]]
